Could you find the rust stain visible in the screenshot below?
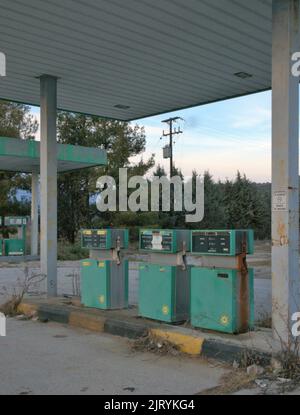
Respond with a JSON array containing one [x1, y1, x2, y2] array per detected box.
[[277, 222, 289, 246]]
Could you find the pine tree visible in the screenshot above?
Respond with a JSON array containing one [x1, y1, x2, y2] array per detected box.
[[57, 112, 155, 242], [224, 172, 265, 234]]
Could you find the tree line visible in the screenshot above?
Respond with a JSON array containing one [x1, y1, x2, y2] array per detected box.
[[0, 101, 272, 242]]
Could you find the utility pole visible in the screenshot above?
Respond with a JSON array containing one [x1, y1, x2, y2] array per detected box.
[[161, 117, 183, 177]]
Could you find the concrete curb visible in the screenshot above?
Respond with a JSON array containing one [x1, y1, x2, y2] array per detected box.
[[69, 311, 106, 332], [104, 319, 148, 339], [38, 304, 70, 324], [201, 339, 271, 364], [150, 328, 204, 356], [18, 301, 273, 363]]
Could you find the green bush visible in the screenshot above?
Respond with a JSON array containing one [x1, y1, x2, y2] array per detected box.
[[58, 239, 88, 261]]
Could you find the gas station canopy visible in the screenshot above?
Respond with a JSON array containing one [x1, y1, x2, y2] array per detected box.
[[0, 0, 272, 121], [0, 137, 107, 173]]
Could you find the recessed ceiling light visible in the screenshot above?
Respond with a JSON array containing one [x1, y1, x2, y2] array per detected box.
[[114, 104, 131, 110], [234, 72, 253, 79]]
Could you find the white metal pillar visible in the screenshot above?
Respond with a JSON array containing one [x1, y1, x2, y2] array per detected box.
[[40, 75, 58, 297], [272, 0, 300, 345], [30, 170, 39, 256]]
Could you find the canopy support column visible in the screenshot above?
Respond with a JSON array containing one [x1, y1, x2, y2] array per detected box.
[[40, 75, 58, 297], [272, 0, 300, 346], [30, 170, 39, 256]]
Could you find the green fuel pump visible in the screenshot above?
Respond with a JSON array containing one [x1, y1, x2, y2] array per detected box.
[[138, 229, 190, 323], [190, 230, 255, 334], [80, 229, 129, 310], [2, 217, 28, 256]]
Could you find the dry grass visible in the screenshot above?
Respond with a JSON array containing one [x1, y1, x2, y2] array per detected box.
[[238, 348, 269, 369], [132, 334, 182, 357], [274, 350, 300, 382], [197, 370, 256, 395], [0, 267, 45, 316], [256, 312, 272, 329]]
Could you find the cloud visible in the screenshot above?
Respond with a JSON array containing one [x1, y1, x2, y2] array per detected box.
[[231, 107, 271, 129]]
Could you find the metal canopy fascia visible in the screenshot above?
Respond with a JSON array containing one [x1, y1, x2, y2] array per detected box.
[[0, 137, 107, 173], [0, 0, 272, 121]]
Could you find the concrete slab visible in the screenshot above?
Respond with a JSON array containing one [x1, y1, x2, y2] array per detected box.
[[0, 318, 228, 395]]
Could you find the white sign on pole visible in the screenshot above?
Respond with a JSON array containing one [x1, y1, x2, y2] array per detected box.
[[273, 191, 288, 212]]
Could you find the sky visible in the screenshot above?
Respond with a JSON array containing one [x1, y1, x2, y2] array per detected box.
[[135, 91, 272, 183], [30, 90, 272, 183]]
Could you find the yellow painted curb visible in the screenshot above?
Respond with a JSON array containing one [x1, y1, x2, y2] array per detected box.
[[69, 311, 106, 332], [150, 328, 204, 356], [18, 302, 38, 316]]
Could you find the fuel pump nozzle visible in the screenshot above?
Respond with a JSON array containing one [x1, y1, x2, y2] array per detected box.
[[112, 236, 121, 265], [178, 240, 187, 271]]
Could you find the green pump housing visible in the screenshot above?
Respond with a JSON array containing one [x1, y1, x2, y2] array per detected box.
[[139, 263, 190, 323], [190, 267, 254, 334], [81, 258, 128, 310], [138, 229, 191, 323], [1, 216, 27, 256], [190, 229, 255, 334], [80, 229, 129, 310]]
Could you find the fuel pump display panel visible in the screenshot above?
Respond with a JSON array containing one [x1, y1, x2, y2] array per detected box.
[[81, 230, 108, 250], [192, 231, 231, 255], [191, 230, 254, 256], [140, 230, 174, 253], [4, 217, 27, 226], [81, 229, 129, 250]]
